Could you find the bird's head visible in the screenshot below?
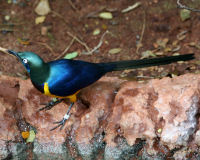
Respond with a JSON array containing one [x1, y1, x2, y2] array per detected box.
[[8, 50, 45, 73]]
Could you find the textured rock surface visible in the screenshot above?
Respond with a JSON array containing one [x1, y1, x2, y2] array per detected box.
[[105, 74, 200, 158], [153, 75, 199, 149], [0, 74, 200, 159], [0, 76, 26, 159], [18, 79, 67, 142], [105, 81, 157, 147]]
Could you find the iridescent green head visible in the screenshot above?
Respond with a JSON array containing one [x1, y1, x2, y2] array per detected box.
[[8, 50, 45, 73]]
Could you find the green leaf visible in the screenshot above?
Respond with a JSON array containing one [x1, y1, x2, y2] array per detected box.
[[26, 130, 36, 143], [35, 16, 46, 24], [108, 48, 122, 54], [64, 51, 78, 59], [141, 50, 156, 59], [99, 12, 113, 19], [180, 9, 191, 21], [93, 28, 101, 35]]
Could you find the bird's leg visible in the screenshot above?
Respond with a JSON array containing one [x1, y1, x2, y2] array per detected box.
[[38, 98, 64, 111], [50, 102, 74, 131], [50, 91, 79, 131]]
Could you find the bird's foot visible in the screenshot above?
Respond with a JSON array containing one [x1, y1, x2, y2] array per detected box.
[[39, 98, 63, 111], [50, 114, 70, 131], [49, 102, 74, 131]]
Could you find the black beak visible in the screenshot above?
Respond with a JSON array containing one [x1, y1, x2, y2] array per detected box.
[[7, 50, 21, 59], [8, 50, 18, 56]]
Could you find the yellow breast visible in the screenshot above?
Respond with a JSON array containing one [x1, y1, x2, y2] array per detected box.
[[43, 82, 79, 102]]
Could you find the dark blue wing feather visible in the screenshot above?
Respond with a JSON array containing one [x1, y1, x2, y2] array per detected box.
[[46, 59, 106, 96]]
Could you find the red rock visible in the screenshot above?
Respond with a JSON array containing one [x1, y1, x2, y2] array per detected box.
[[1, 73, 200, 159], [16, 75, 124, 158], [105, 74, 200, 150], [152, 74, 199, 149], [70, 79, 122, 158], [0, 75, 19, 106], [75, 81, 117, 144], [18, 79, 67, 143], [105, 81, 157, 147], [0, 76, 21, 159], [195, 130, 200, 146]]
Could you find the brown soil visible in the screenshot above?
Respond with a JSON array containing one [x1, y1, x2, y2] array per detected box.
[[0, 0, 199, 79]]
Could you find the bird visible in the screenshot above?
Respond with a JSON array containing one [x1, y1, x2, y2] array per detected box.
[[0, 47, 194, 130]]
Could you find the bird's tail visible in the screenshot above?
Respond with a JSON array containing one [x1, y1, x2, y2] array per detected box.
[[99, 54, 194, 72]]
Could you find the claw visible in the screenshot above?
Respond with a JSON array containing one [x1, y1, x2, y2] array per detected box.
[[38, 98, 63, 112], [50, 123, 63, 131], [50, 116, 69, 131], [50, 102, 74, 131], [50, 122, 64, 131]]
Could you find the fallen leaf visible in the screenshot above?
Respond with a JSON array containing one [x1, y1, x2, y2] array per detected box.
[[172, 46, 181, 52], [93, 28, 101, 35], [177, 34, 186, 41], [35, 16, 46, 24], [173, 53, 180, 56], [35, 0, 51, 16], [172, 40, 179, 46], [180, 9, 191, 21], [164, 47, 172, 52], [17, 38, 30, 45], [4, 15, 10, 21], [141, 50, 156, 59], [102, 24, 108, 30], [188, 42, 200, 49], [188, 42, 196, 47], [64, 51, 78, 59], [99, 12, 113, 19], [156, 38, 169, 48], [26, 130, 36, 143], [108, 48, 122, 54], [155, 51, 164, 56], [177, 30, 187, 41], [22, 131, 30, 139]]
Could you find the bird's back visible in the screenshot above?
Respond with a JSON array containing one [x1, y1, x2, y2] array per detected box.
[[46, 59, 107, 97]]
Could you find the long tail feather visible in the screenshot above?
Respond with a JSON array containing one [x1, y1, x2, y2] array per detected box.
[[100, 54, 194, 72]]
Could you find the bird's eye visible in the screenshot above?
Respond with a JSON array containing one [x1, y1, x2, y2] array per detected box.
[[23, 59, 28, 64]]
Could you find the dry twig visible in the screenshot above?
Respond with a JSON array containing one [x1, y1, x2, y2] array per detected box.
[[136, 13, 146, 54], [56, 38, 75, 59], [32, 42, 55, 55], [56, 31, 109, 59], [68, 0, 78, 11], [67, 32, 91, 52], [0, 46, 16, 58], [86, 6, 106, 18], [84, 31, 109, 55], [177, 0, 200, 12], [0, 46, 8, 53], [51, 10, 71, 25], [121, 2, 141, 13]]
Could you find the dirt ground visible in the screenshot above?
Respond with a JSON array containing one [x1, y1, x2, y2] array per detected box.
[[0, 0, 200, 80]]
